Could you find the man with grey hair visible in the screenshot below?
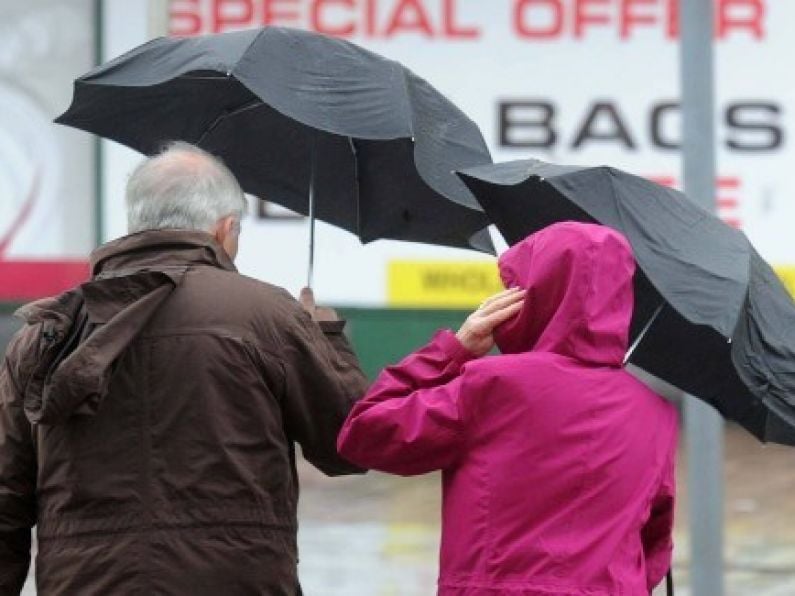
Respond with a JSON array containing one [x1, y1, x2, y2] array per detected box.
[[0, 143, 368, 595], [126, 141, 247, 258]]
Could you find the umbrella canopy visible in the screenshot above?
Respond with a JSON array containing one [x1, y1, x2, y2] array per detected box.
[[56, 27, 494, 254], [458, 158, 795, 446]]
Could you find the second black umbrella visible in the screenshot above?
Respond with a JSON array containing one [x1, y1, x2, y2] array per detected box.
[[458, 159, 795, 446]]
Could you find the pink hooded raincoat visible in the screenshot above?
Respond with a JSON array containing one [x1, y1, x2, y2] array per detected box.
[[338, 222, 678, 595]]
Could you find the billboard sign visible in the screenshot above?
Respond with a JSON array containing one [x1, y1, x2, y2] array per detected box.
[[0, 1, 96, 301], [101, 0, 793, 306]]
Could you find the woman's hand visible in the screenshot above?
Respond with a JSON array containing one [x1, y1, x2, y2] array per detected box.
[[456, 287, 526, 357]]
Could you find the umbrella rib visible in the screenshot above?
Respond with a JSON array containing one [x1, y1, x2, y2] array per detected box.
[[196, 99, 263, 147], [347, 138, 364, 240], [602, 168, 744, 334], [178, 74, 232, 81]]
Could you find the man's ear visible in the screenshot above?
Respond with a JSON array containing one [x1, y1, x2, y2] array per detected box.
[[222, 215, 236, 238], [213, 215, 241, 261], [213, 215, 234, 244]]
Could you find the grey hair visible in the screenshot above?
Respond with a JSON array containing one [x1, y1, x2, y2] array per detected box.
[[126, 141, 246, 234]]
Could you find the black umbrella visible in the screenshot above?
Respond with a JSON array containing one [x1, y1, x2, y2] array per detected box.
[[56, 26, 494, 284], [457, 159, 795, 446]]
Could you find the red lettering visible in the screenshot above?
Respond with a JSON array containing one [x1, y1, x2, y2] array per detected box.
[[718, 197, 739, 208], [646, 176, 743, 229], [168, 0, 769, 43], [311, 0, 356, 37], [574, 0, 610, 38], [365, 0, 378, 36], [514, 0, 564, 39], [647, 175, 677, 188], [666, 0, 679, 39], [263, 0, 301, 26], [169, 0, 202, 36], [443, 0, 480, 39], [212, 0, 253, 33], [385, 0, 435, 38], [718, 0, 765, 40], [620, 0, 658, 39], [717, 177, 740, 190]]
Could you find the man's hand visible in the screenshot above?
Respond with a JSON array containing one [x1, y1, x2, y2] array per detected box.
[[299, 287, 340, 322], [456, 287, 526, 357]]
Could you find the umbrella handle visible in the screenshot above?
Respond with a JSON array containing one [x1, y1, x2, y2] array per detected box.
[[307, 135, 317, 289]]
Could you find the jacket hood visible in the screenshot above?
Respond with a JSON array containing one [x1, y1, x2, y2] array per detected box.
[[16, 230, 229, 424], [494, 222, 635, 366]]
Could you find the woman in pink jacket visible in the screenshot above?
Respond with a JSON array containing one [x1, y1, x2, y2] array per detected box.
[[338, 222, 678, 595]]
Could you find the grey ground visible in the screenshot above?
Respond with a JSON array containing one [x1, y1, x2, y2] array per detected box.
[[21, 426, 794, 595]]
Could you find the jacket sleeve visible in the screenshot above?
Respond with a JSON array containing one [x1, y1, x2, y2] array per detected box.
[[337, 329, 477, 476], [641, 449, 676, 591], [277, 308, 369, 477], [0, 328, 38, 595]]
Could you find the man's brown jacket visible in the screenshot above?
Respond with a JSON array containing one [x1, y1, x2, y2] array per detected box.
[[0, 230, 368, 595]]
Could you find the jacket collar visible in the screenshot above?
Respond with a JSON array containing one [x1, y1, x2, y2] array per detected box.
[[90, 229, 237, 276]]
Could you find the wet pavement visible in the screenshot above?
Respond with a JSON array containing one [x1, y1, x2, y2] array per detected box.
[[295, 424, 795, 595], [21, 425, 795, 594]]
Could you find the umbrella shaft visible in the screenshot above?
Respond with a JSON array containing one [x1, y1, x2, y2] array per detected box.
[[308, 180, 315, 289], [624, 303, 664, 364], [307, 136, 317, 289]]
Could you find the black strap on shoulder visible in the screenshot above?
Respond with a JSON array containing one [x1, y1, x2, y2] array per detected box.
[[667, 569, 674, 596]]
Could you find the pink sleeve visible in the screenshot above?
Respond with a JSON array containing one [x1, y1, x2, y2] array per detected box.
[[641, 448, 676, 591], [336, 329, 477, 476]]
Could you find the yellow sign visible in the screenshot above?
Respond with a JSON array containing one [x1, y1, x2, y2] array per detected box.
[[775, 266, 795, 298], [388, 261, 503, 308], [388, 262, 795, 309]]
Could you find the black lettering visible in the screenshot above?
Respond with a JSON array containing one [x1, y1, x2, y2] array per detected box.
[[571, 101, 636, 150], [499, 100, 557, 148], [726, 102, 783, 151], [421, 270, 496, 292], [421, 271, 448, 290], [650, 101, 680, 150]]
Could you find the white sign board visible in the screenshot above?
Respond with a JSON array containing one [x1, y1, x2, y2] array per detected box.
[[101, 0, 793, 306], [0, 1, 96, 300]]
